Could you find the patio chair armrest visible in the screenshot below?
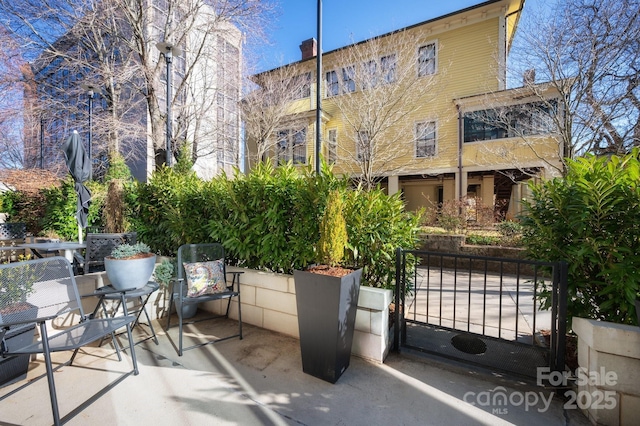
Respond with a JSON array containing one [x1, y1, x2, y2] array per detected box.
[[169, 277, 185, 297], [225, 271, 243, 290], [1, 313, 58, 329], [73, 251, 85, 265]]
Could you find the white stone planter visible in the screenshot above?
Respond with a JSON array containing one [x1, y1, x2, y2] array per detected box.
[[85, 266, 395, 363], [573, 317, 640, 426]]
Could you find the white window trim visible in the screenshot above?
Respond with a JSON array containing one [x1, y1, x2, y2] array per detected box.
[[414, 120, 437, 158], [417, 40, 438, 78], [325, 69, 339, 98], [327, 128, 338, 163]]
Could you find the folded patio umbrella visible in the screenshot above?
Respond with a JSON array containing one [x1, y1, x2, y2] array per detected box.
[[62, 130, 91, 240]]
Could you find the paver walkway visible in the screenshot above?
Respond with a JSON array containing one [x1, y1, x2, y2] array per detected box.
[[0, 317, 591, 425]]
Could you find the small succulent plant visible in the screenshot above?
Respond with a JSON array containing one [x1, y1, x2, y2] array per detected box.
[[109, 242, 152, 259]]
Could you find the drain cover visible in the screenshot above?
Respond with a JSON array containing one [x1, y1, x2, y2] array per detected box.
[[451, 333, 487, 355]]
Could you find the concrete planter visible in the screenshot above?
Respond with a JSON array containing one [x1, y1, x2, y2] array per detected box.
[[573, 317, 640, 426], [104, 254, 157, 290], [82, 266, 395, 364]]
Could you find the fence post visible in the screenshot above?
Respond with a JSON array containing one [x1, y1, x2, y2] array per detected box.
[[555, 260, 568, 374], [394, 247, 402, 352]]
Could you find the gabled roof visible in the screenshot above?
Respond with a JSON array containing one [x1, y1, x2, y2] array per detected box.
[[258, 0, 525, 76]]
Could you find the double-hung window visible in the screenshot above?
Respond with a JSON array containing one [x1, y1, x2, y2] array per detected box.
[[415, 121, 436, 157], [276, 128, 307, 164], [327, 128, 338, 163], [418, 43, 436, 76], [326, 70, 339, 97], [341, 66, 356, 93], [291, 72, 311, 99], [356, 131, 370, 161], [362, 59, 378, 89], [380, 54, 397, 83]]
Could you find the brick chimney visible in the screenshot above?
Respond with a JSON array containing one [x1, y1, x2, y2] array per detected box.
[[300, 38, 317, 60]]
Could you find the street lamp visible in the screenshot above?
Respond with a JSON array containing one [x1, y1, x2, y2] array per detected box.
[[156, 42, 182, 167], [81, 83, 100, 180], [316, 0, 322, 175]]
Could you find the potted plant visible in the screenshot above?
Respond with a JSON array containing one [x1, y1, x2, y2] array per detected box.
[[293, 189, 363, 384], [104, 242, 156, 291], [0, 262, 42, 387]]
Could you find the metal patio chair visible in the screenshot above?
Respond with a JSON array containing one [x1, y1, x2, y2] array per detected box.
[[166, 243, 242, 355], [0, 256, 139, 426], [76, 231, 137, 274]]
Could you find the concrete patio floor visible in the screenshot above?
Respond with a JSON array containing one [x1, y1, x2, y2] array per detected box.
[[0, 315, 591, 426]]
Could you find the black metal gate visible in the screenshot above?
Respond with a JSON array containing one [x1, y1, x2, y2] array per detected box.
[[393, 248, 567, 380]]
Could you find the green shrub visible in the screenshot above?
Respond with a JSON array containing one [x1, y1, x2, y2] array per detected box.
[[466, 234, 500, 246], [317, 189, 348, 267], [344, 187, 423, 289], [131, 166, 203, 255], [203, 160, 337, 273], [22, 157, 423, 290], [437, 199, 466, 233], [520, 150, 640, 325], [496, 220, 522, 237]]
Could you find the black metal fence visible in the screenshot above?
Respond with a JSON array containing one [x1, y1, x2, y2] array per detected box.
[[393, 248, 568, 380]]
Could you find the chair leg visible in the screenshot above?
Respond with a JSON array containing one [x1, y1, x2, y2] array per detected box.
[[238, 292, 243, 340], [166, 291, 175, 330], [176, 300, 184, 356], [124, 321, 139, 375], [39, 322, 61, 426], [140, 297, 159, 345], [119, 293, 140, 375]]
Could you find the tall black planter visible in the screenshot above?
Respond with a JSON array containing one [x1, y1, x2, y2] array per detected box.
[[0, 303, 37, 388], [293, 268, 362, 384]]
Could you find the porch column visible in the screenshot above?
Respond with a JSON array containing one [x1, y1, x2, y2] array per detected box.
[[481, 175, 494, 206], [455, 170, 468, 200], [388, 175, 399, 195]]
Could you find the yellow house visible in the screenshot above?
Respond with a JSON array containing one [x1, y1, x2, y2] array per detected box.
[[245, 0, 562, 219]]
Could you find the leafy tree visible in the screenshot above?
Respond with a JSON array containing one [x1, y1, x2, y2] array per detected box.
[[520, 150, 640, 325]]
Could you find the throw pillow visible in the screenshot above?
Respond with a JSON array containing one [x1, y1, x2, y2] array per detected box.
[[183, 259, 227, 297]]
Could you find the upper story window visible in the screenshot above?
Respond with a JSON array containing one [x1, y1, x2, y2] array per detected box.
[[326, 70, 339, 97], [276, 127, 307, 164], [380, 54, 397, 83], [342, 66, 356, 93], [291, 72, 311, 99], [463, 101, 557, 142], [327, 128, 337, 163], [415, 121, 436, 157], [418, 43, 436, 76], [356, 131, 370, 161], [362, 59, 378, 90]]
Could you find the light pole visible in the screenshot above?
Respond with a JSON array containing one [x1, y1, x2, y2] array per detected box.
[[156, 42, 182, 167], [81, 83, 100, 180], [316, 0, 322, 175], [40, 116, 44, 169]]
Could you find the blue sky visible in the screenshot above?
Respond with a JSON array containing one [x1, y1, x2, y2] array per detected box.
[[257, 0, 547, 72]]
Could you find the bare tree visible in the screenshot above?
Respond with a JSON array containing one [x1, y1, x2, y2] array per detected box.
[[326, 30, 446, 189], [241, 62, 312, 167], [0, 0, 275, 176], [0, 27, 27, 169], [508, 0, 640, 160]]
